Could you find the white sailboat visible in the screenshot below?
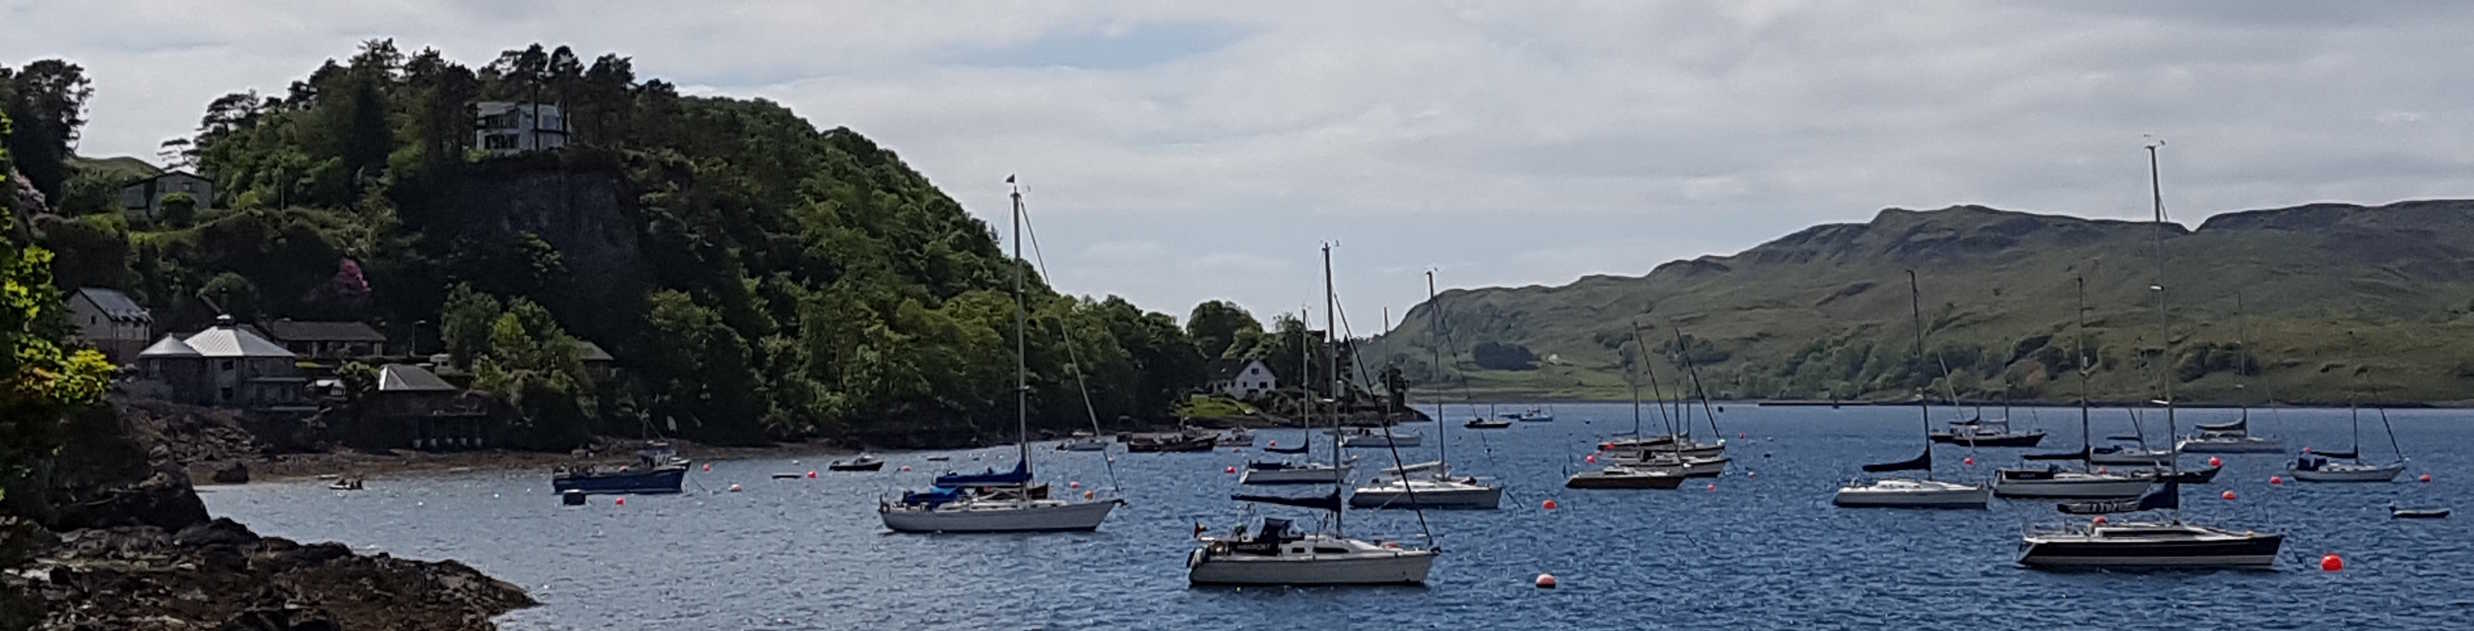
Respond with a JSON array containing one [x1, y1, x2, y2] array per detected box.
[[2290, 358, 2407, 483], [1994, 276, 2155, 500], [1568, 322, 1697, 490], [2178, 293, 2285, 454], [880, 177, 1120, 533], [1189, 244, 1440, 585], [1835, 271, 1990, 509], [2017, 140, 2282, 569], [1247, 308, 1344, 480], [1336, 426, 1422, 448], [1351, 271, 1503, 510]]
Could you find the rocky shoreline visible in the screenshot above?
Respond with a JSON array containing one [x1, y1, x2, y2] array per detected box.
[[1, 400, 537, 630]]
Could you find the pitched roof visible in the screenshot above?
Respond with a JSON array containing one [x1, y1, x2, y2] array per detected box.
[[573, 339, 614, 362], [1209, 358, 1273, 382], [74, 288, 151, 323], [138, 334, 200, 357], [120, 169, 209, 188], [377, 364, 457, 392], [182, 323, 296, 358], [261, 319, 385, 343]]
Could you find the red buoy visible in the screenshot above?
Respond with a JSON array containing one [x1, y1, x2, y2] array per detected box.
[[1535, 573, 1558, 589], [899, 465, 912, 472], [728, 484, 743, 493], [806, 471, 817, 479], [2207, 456, 2223, 468], [2320, 554, 2344, 572], [1738, 433, 1747, 439], [1069, 481, 1082, 489], [1541, 499, 1559, 511], [2302, 446, 2314, 455], [1268, 440, 1279, 448], [614, 497, 625, 506], [2420, 473, 2433, 483], [701, 463, 711, 472], [2270, 475, 2285, 485], [2092, 515, 2108, 526], [1963, 456, 1975, 466], [2221, 490, 2238, 501], [1225, 466, 1237, 474], [1584, 454, 1598, 464], [1705, 483, 1717, 492]]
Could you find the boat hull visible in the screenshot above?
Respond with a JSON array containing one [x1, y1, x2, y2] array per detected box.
[[1564, 468, 1686, 489], [2018, 529, 2282, 569], [1347, 484, 1502, 509], [880, 499, 1119, 533], [2088, 448, 2177, 466], [551, 466, 687, 495], [1187, 548, 1437, 585], [827, 460, 884, 471], [1238, 464, 1351, 485], [2289, 463, 2406, 482], [1463, 420, 1513, 429], [1606, 454, 1728, 477], [1339, 433, 1421, 448], [1991, 472, 2152, 499], [2176, 437, 2284, 453], [1832, 480, 1989, 509], [1929, 432, 2047, 447]]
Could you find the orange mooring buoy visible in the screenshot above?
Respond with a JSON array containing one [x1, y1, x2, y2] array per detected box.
[[2320, 554, 2344, 572], [1541, 499, 1559, 511], [1535, 573, 1558, 589]]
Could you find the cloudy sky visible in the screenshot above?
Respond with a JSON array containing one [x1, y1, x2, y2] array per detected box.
[[8, 1, 2473, 328]]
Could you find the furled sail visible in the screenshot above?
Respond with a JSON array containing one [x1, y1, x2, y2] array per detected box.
[[1230, 490, 1343, 513], [2057, 481, 2180, 515], [933, 460, 1031, 487]]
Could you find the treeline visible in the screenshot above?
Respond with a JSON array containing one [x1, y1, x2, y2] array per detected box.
[[17, 42, 1237, 447]]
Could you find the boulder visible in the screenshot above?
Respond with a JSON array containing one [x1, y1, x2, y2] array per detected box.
[[211, 461, 252, 484]]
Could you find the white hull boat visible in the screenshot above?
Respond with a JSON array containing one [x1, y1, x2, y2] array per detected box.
[[1348, 477, 1502, 509], [1216, 429, 1255, 447], [1238, 461, 1351, 485], [2088, 447, 2177, 466], [2018, 522, 2282, 569], [1056, 438, 1109, 452], [1337, 429, 1421, 448], [1832, 478, 1989, 509], [880, 496, 1121, 533], [2289, 460, 2405, 483], [1992, 469, 2153, 499], [1606, 453, 1729, 477], [1188, 532, 1437, 585], [2176, 435, 2282, 454]]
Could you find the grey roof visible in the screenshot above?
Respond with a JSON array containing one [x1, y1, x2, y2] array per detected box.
[[120, 169, 209, 188], [261, 319, 385, 343], [75, 288, 151, 323], [182, 324, 296, 358], [377, 364, 456, 393], [574, 340, 614, 362], [137, 334, 200, 357]]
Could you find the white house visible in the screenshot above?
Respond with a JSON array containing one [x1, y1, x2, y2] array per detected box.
[[67, 287, 152, 363], [474, 101, 569, 155], [1213, 359, 1279, 400], [118, 171, 213, 222]]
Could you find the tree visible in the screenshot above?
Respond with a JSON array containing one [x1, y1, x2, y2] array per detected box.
[[1186, 299, 1261, 360], [0, 234, 116, 503], [199, 272, 259, 321], [439, 283, 500, 367], [158, 192, 198, 226], [0, 60, 95, 201], [1472, 341, 1538, 370]]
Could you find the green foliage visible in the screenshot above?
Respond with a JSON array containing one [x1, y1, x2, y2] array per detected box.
[[0, 60, 95, 201], [1186, 300, 1261, 360], [158, 192, 198, 227], [470, 296, 592, 450], [1472, 341, 1538, 371], [199, 272, 259, 321], [0, 239, 116, 502], [439, 283, 499, 367], [335, 361, 378, 402]]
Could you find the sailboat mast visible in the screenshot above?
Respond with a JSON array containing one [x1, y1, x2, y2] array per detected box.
[[1011, 180, 1030, 473], [2146, 140, 2183, 522], [1300, 307, 1311, 447], [2075, 275, 2094, 471], [1631, 323, 1681, 459], [1427, 271, 1447, 470], [1324, 244, 1343, 535], [1908, 270, 1933, 481]]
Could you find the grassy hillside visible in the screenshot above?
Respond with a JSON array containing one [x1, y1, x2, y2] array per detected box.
[[1368, 201, 2474, 405], [67, 155, 161, 181]]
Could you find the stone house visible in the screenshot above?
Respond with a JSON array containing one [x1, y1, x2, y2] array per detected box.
[[67, 287, 152, 363], [135, 316, 309, 410], [118, 170, 214, 222], [258, 319, 386, 360]]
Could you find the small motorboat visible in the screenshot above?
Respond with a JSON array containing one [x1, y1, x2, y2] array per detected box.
[[1057, 433, 1110, 451], [552, 444, 691, 495], [2132, 464, 2220, 484], [1464, 418, 1513, 429], [771, 472, 803, 479], [1506, 407, 1555, 423], [1929, 417, 2046, 447], [828, 454, 886, 471], [2392, 506, 2450, 519], [1126, 432, 1217, 453], [326, 476, 365, 491], [925, 455, 952, 462], [1215, 428, 1255, 447], [1832, 478, 1988, 509]]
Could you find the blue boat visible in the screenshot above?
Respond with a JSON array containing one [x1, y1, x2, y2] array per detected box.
[[552, 445, 690, 495]]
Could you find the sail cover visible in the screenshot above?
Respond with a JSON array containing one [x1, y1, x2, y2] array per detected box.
[[2311, 449, 2358, 460], [1861, 447, 1933, 473], [900, 486, 966, 508], [2057, 481, 2180, 515], [933, 460, 1031, 487], [1231, 490, 1343, 512]]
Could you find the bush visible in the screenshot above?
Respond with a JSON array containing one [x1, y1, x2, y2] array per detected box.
[[158, 192, 198, 227], [1472, 341, 1538, 370]]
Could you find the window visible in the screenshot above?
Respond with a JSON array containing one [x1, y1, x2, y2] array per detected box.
[[221, 360, 234, 371], [484, 134, 519, 150], [219, 387, 233, 401]]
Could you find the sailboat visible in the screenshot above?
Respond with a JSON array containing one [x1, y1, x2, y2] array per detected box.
[[1245, 308, 1347, 482], [1506, 406, 1556, 422], [1567, 323, 1692, 490], [1994, 276, 2156, 500], [2016, 139, 2282, 569], [1836, 272, 1990, 509], [878, 178, 1122, 533], [1350, 271, 1504, 509], [1189, 244, 1440, 585], [2178, 293, 2284, 454], [2290, 346, 2407, 482]]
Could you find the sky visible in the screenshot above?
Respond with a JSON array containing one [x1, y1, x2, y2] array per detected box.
[[8, 1, 2474, 331]]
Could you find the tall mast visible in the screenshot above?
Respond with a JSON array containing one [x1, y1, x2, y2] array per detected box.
[[1908, 270, 1933, 481], [1323, 243, 1343, 535], [1299, 307, 1312, 444], [1427, 271, 1447, 470], [2075, 275, 2093, 471], [2146, 139, 2182, 524], [1631, 323, 1681, 460], [1011, 178, 1030, 473]]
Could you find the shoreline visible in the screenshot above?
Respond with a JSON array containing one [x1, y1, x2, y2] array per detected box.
[[190, 440, 860, 485]]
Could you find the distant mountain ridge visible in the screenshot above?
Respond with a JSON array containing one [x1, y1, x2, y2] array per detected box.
[[1374, 199, 2474, 405]]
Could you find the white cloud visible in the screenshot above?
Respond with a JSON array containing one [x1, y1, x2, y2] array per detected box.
[[9, 2, 2474, 325]]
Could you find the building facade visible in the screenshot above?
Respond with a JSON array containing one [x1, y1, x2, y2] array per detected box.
[[67, 288, 152, 364], [1212, 359, 1280, 400], [474, 101, 569, 155], [118, 171, 214, 222], [135, 317, 310, 410], [259, 319, 387, 359]]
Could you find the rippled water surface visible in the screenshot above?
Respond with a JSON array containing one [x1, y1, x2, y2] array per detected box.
[[204, 403, 2474, 629]]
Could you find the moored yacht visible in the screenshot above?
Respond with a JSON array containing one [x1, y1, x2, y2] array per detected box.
[[1336, 426, 1421, 448], [1833, 272, 1989, 510], [1565, 465, 1687, 489], [2289, 383, 2408, 483], [1238, 458, 1352, 485], [1929, 417, 2046, 447], [1349, 463, 1503, 509], [1188, 517, 1438, 585]]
